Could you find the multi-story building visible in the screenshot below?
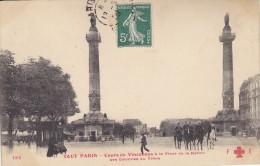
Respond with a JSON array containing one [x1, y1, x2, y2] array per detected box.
[[239, 74, 260, 128], [239, 80, 251, 119]]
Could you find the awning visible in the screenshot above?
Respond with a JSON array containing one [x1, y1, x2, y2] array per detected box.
[[16, 131, 30, 136], [63, 131, 74, 136]]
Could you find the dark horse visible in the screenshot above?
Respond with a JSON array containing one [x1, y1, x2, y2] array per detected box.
[[173, 131, 177, 148], [194, 125, 205, 151], [176, 131, 182, 149], [183, 128, 195, 150]]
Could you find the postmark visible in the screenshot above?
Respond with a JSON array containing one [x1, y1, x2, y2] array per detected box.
[[86, 0, 133, 30], [117, 4, 152, 47]]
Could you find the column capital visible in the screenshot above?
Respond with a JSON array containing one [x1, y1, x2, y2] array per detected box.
[[219, 33, 236, 43], [86, 32, 101, 43]]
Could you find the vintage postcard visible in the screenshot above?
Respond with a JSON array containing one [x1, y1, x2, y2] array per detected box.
[[0, 0, 259, 166]]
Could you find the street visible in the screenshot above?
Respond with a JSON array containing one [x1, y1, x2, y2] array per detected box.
[[2, 136, 260, 166]]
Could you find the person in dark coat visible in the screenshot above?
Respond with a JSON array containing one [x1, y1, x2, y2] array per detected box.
[[256, 127, 260, 144], [175, 123, 183, 135], [140, 134, 149, 154], [175, 123, 183, 141], [130, 131, 135, 143], [47, 137, 55, 157], [207, 124, 212, 140], [183, 122, 189, 134], [27, 137, 31, 148]]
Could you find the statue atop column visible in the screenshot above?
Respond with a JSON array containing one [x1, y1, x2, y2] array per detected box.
[[223, 13, 231, 31], [224, 13, 229, 25], [89, 15, 98, 32]]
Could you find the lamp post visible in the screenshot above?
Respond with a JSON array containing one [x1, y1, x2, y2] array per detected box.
[[32, 110, 40, 146]]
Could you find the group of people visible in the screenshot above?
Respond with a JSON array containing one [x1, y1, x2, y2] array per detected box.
[[174, 121, 216, 150], [139, 121, 217, 154], [16, 136, 34, 148], [121, 131, 135, 144]]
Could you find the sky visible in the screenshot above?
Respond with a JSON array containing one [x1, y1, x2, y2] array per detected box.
[[0, 0, 259, 128]]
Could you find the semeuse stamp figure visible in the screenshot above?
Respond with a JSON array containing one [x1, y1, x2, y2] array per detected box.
[[123, 6, 147, 45], [117, 4, 152, 47]]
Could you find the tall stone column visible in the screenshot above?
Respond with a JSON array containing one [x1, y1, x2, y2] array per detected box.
[[219, 13, 236, 110], [86, 16, 101, 114]]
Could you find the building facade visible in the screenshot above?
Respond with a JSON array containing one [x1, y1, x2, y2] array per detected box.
[[239, 74, 260, 128], [239, 79, 251, 119], [122, 119, 146, 135]]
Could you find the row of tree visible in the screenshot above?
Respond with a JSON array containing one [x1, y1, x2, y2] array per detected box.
[[0, 50, 80, 146]]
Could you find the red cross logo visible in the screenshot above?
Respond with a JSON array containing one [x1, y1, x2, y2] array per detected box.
[[234, 146, 245, 158]]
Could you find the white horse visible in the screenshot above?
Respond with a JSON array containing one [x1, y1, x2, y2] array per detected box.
[[208, 128, 216, 150]]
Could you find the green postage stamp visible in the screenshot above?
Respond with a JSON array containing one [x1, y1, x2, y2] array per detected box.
[[117, 4, 152, 47]]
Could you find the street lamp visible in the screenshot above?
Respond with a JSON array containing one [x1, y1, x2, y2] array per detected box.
[[31, 110, 40, 146]]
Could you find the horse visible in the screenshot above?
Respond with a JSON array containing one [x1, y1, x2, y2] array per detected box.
[[207, 128, 216, 150], [184, 128, 195, 150], [176, 131, 182, 149], [194, 126, 204, 151], [130, 136, 135, 143], [173, 132, 177, 148]]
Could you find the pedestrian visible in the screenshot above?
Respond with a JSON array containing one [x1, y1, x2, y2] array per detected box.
[[130, 131, 135, 143], [256, 127, 260, 144], [47, 137, 55, 157], [27, 137, 31, 148], [140, 133, 149, 154], [121, 129, 125, 144]]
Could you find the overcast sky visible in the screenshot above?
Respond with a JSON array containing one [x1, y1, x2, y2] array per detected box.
[[0, 0, 259, 128]]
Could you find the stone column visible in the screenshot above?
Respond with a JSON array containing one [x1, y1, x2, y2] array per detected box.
[[219, 13, 236, 110], [86, 16, 101, 113]]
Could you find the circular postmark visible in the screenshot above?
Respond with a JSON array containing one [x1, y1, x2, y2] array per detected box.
[[86, 0, 133, 30]]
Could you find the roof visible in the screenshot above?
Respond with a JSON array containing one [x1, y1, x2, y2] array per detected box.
[[240, 80, 250, 90], [122, 119, 142, 125], [71, 118, 115, 125], [103, 119, 116, 124], [71, 119, 86, 125]]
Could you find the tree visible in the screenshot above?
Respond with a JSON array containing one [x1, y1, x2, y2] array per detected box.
[[0, 50, 22, 145], [160, 119, 175, 136], [17, 120, 28, 133], [20, 57, 79, 145], [113, 123, 124, 138], [124, 124, 136, 137], [64, 123, 74, 133]]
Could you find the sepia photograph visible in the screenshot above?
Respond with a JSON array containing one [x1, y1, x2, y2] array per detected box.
[[0, 0, 259, 165]]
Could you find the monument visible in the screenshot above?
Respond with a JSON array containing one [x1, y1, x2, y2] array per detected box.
[[212, 13, 241, 137], [71, 16, 115, 141], [87, 15, 102, 117], [219, 13, 236, 111]]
